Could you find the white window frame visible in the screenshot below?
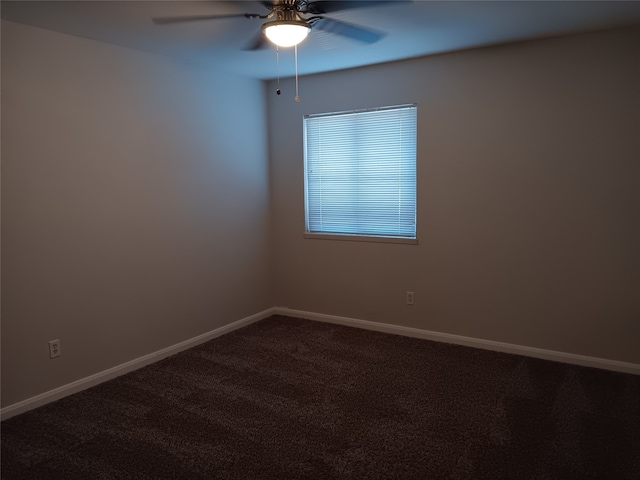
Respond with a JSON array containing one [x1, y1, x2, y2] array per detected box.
[[303, 104, 417, 244]]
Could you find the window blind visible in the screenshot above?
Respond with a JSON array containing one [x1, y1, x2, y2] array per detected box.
[[304, 104, 417, 238]]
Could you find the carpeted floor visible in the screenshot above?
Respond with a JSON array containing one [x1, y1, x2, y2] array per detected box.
[[2, 315, 639, 479]]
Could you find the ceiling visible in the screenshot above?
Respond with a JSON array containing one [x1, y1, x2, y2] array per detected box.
[[2, 1, 640, 79]]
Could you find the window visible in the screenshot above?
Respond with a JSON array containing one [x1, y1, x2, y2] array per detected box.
[[304, 104, 417, 242]]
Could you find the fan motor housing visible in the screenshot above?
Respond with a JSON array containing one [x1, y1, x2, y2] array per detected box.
[[272, 7, 307, 23]]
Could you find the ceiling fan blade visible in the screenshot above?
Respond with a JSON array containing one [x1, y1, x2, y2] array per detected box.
[[152, 13, 262, 25], [243, 31, 270, 51], [305, 1, 402, 15], [312, 17, 384, 44]]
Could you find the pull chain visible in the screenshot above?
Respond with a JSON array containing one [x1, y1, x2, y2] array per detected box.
[[295, 44, 300, 102], [275, 46, 281, 95]]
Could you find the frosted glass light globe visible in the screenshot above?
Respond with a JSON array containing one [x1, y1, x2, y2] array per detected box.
[[263, 23, 310, 47]]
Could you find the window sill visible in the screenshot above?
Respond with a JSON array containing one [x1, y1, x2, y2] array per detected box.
[[303, 233, 418, 245]]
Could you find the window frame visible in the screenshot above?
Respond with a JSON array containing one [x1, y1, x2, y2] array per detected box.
[[303, 104, 418, 244]]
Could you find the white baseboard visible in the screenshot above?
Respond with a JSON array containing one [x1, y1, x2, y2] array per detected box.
[[0, 308, 276, 421], [4, 306, 638, 421], [275, 307, 640, 376]]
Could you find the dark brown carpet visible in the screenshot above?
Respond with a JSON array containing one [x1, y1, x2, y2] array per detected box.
[[2, 315, 639, 479]]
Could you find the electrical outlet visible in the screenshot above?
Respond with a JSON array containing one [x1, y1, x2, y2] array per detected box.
[[49, 339, 61, 359], [406, 291, 415, 305]]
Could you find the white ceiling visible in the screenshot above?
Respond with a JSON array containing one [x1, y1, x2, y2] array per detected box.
[[3, 1, 640, 79]]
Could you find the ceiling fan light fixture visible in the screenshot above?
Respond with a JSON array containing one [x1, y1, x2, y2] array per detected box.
[[263, 20, 310, 47]]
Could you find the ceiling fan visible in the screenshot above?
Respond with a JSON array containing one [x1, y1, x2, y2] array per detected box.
[[152, 1, 401, 49]]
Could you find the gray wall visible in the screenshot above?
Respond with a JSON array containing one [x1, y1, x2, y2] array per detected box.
[[1, 20, 272, 407], [2, 22, 639, 409], [268, 27, 640, 364]]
